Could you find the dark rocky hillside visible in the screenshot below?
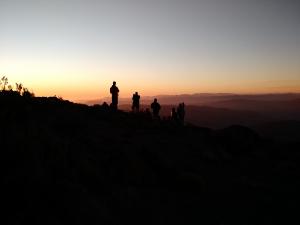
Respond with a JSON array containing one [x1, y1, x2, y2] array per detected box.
[[1, 92, 299, 225]]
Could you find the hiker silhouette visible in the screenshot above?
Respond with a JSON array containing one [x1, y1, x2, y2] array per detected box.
[[110, 81, 119, 110], [132, 92, 140, 112], [151, 98, 161, 118], [102, 101, 109, 110], [171, 107, 178, 121], [177, 102, 185, 124]]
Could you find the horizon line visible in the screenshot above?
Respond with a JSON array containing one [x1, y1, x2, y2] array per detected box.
[[69, 92, 300, 103]]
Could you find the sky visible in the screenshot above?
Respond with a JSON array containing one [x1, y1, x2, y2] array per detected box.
[[1, 0, 300, 101]]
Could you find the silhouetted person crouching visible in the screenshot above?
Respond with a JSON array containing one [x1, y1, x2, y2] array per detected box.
[[102, 101, 109, 110], [151, 98, 161, 119], [110, 81, 119, 110], [132, 92, 140, 112]]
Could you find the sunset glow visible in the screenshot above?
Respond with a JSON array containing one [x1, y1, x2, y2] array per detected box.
[[1, 0, 300, 102]]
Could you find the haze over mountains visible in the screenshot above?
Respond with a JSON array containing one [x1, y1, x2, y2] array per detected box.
[[84, 93, 300, 107], [83, 93, 300, 141]]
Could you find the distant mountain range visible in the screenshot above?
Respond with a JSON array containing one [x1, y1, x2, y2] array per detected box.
[[83, 94, 300, 139], [83, 93, 300, 106]]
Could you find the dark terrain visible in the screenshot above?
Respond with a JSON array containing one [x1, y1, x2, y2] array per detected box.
[[2, 91, 300, 225]]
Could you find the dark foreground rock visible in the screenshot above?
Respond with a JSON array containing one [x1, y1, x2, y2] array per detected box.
[[1, 93, 300, 225]]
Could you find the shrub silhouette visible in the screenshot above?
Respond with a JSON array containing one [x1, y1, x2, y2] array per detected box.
[[15, 83, 23, 94], [1, 76, 8, 90], [22, 87, 34, 98], [0, 78, 34, 99]]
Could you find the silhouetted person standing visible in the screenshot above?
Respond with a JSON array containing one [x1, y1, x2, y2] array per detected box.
[[132, 92, 140, 112], [177, 102, 185, 125], [171, 107, 178, 121], [151, 98, 161, 118], [110, 81, 119, 110]]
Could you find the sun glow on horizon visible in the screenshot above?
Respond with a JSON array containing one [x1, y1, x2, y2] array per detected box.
[[1, 63, 300, 102], [1, 57, 300, 101], [1, 0, 300, 101]]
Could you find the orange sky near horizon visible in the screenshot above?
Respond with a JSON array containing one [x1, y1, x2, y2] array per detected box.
[[1, 0, 300, 101], [2, 63, 300, 102]]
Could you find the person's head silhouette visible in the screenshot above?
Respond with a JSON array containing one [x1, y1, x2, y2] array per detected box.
[[113, 81, 116, 86], [135, 92, 138, 95], [154, 98, 157, 103]]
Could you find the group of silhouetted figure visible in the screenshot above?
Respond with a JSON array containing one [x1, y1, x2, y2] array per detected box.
[[105, 81, 185, 124], [171, 103, 186, 124]]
